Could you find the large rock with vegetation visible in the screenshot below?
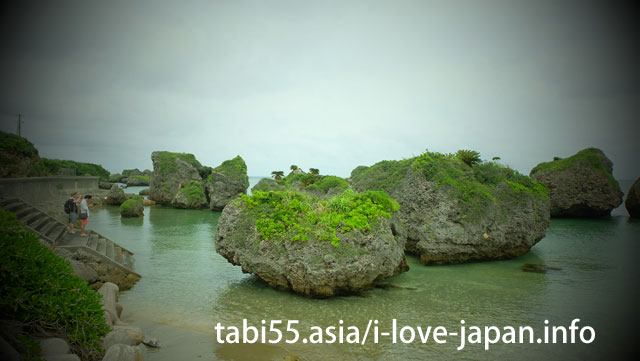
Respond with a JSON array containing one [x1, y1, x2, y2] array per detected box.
[[120, 195, 144, 217], [149, 151, 205, 207], [123, 168, 152, 186], [350, 150, 550, 265], [625, 177, 640, 218], [105, 186, 127, 205], [126, 174, 150, 186], [206, 156, 249, 211], [215, 190, 408, 297], [0, 130, 42, 178], [530, 148, 623, 217]]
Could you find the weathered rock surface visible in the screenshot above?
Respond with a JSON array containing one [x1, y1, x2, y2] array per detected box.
[[99, 182, 114, 190], [149, 151, 204, 207], [68, 258, 98, 283], [73, 249, 140, 290], [530, 148, 623, 217], [103, 326, 143, 350], [206, 156, 249, 211], [101, 344, 143, 361], [98, 282, 121, 325], [105, 186, 127, 205], [350, 153, 550, 265], [120, 196, 144, 217], [625, 177, 640, 218], [138, 189, 150, 196], [215, 201, 408, 298]]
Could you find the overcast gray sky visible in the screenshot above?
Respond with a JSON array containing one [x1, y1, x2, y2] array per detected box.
[[1, 0, 638, 179]]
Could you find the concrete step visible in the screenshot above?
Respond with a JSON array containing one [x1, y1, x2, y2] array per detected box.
[[87, 234, 98, 250], [3, 201, 25, 211], [51, 226, 66, 243], [115, 246, 123, 264], [123, 252, 133, 270], [106, 240, 115, 259], [96, 237, 107, 255], [28, 215, 50, 230], [14, 206, 33, 218], [20, 210, 42, 224], [37, 219, 57, 234], [0, 198, 20, 207]]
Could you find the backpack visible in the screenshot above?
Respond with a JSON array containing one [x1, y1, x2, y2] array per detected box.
[[64, 198, 75, 214]]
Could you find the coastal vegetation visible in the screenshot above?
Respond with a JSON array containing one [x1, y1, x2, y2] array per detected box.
[[412, 150, 548, 220], [0, 130, 39, 158], [154, 151, 202, 175], [0, 210, 109, 360], [271, 170, 284, 180], [179, 180, 207, 205], [277, 171, 350, 195], [36, 158, 111, 180], [0, 130, 111, 180], [237, 189, 399, 247]]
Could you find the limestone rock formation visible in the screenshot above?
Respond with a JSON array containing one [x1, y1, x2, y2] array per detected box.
[[120, 196, 144, 217], [530, 148, 623, 217], [350, 151, 550, 265], [215, 191, 408, 297], [105, 186, 127, 205], [625, 177, 640, 218], [99, 181, 114, 190], [149, 151, 205, 207], [206, 156, 249, 211]]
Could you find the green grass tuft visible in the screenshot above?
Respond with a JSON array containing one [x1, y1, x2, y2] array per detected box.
[[237, 189, 399, 248]]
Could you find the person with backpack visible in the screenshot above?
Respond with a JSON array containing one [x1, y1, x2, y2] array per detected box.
[[64, 192, 79, 234]]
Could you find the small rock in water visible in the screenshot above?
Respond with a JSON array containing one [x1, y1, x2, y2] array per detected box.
[[522, 264, 562, 273], [375, 283, 417, 291], [142, 335, 161, 348]]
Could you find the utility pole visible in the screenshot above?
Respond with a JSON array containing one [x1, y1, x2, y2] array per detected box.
[[16, 114, 23, 137]]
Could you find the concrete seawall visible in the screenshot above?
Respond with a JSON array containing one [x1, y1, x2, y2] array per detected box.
[[0, 176, 99, 205]]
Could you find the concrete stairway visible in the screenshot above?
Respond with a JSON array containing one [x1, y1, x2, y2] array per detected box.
[[1, 197, 140, 277]]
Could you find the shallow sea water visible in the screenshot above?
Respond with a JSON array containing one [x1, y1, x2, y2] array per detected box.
[[86, 179, 639, 360]]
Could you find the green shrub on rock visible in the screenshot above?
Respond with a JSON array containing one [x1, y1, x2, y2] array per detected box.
[[0, 210, 109, 360], [238, 189, 399, 247], [455, 149, 481, 167], [120, 195, 144, 217]]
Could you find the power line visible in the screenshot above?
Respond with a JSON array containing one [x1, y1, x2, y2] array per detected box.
[[16, 113, 23, 137]]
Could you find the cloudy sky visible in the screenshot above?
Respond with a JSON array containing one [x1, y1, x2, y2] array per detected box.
[[1, 0, 638, 179]]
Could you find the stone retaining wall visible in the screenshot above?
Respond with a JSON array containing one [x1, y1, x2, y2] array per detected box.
[[0, 176, 99, 204]]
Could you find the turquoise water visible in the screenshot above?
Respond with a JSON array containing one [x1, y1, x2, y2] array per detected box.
[[85, 179, 639, 360]]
